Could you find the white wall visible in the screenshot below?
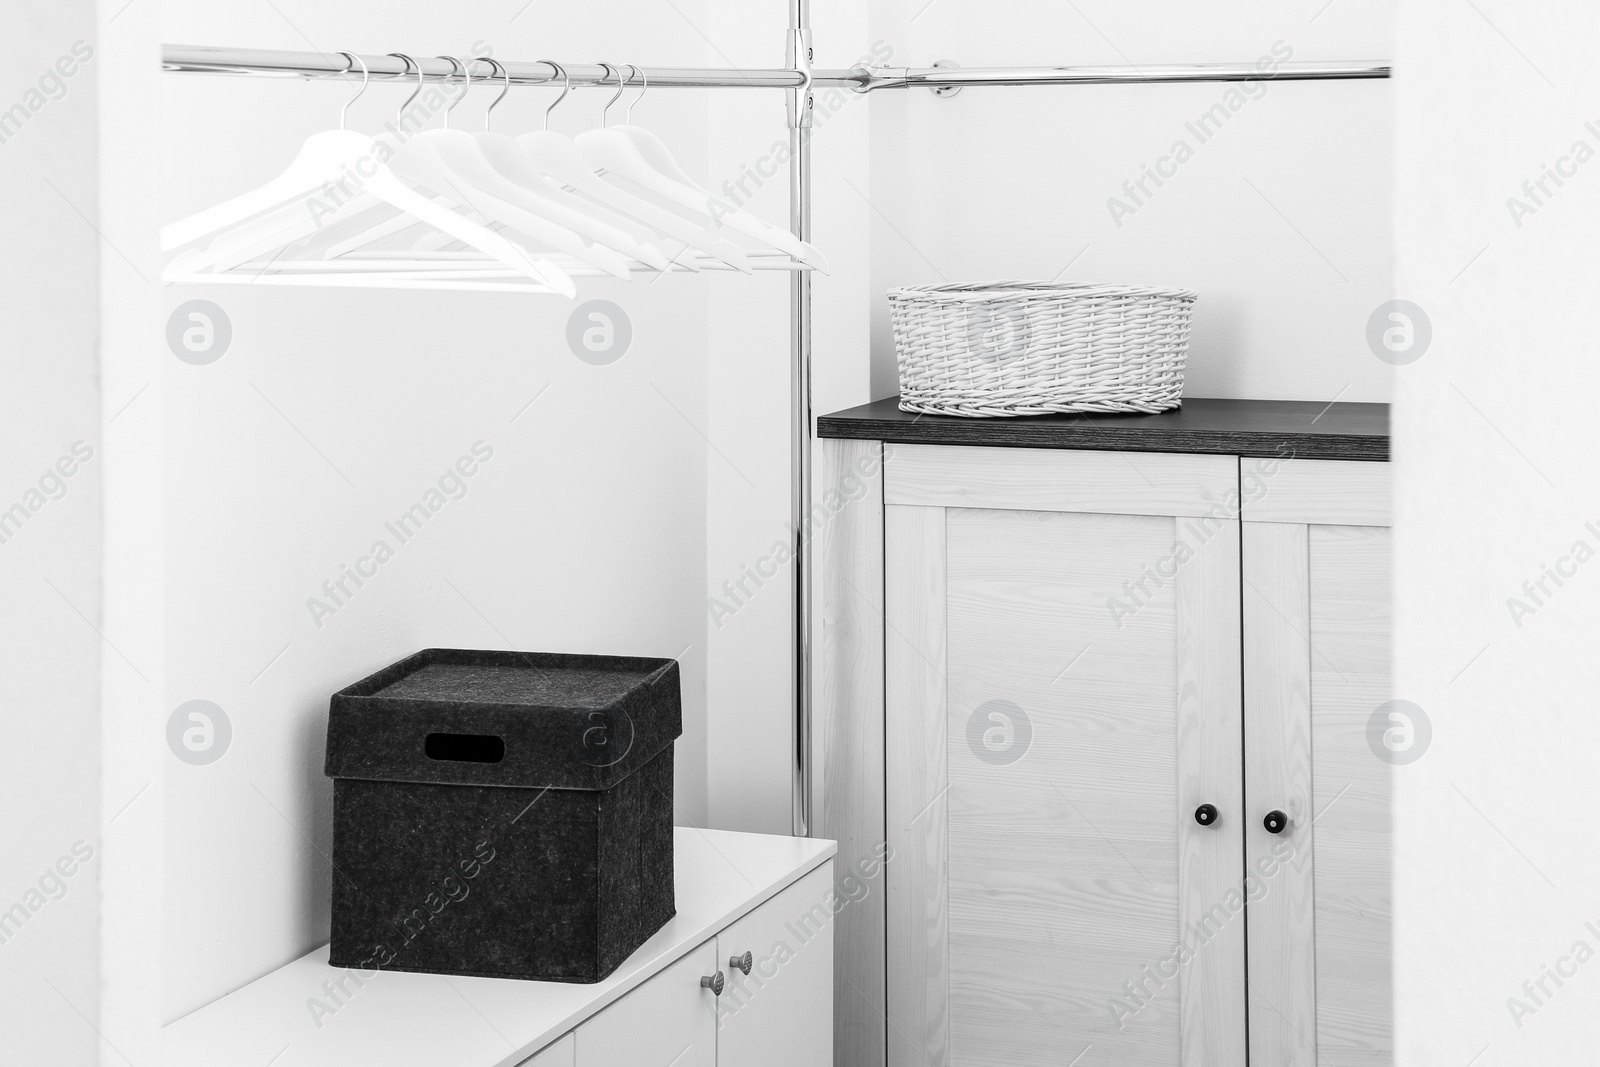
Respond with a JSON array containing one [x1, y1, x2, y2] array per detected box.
[[1393, 1, 1600, 1061], [0, 4, 102, 1063], [866, 0, 1394, 403]]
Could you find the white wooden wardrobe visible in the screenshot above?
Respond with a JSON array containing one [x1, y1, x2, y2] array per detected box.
[[815, 399, 1391, 1067]]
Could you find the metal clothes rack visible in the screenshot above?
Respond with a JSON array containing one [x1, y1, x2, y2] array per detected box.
[[161, 8, 1391, 840]]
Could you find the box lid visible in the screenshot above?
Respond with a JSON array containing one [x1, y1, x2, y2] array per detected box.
[[324, 648, 682, 791]]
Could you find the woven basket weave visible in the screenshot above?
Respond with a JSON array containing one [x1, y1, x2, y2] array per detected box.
[[889, 281, 1199, 418]]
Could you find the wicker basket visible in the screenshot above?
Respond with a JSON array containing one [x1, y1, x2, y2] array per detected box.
[[888, 281, 1199, 418]]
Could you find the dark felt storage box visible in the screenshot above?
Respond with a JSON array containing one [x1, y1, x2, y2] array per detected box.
[[324, 648, 680, 983]]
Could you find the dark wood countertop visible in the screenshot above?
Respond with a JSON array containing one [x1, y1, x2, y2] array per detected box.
[[817, 397, 1389, 462]]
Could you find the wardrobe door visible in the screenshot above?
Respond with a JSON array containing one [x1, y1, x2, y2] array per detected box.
[[1243, 461, 1393, 1067], [884, 446, 1245, 1067]]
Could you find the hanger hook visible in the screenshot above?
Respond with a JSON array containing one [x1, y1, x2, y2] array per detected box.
[[597, 62, 627, 128], [479, 56, 511, 131], [436, 55, 468, 129], [388, 53, 424, 121], [336, 51, 370, 130], [541, 60, 571, 130], [625, 64, 647, 124]]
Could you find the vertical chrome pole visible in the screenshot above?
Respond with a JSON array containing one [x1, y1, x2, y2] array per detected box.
[[788, 0, 814, 837]]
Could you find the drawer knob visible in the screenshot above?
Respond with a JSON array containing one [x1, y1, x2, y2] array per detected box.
[[1263, 810, 1289, 835], [1193, 803, 1219, 827], [701, 971, 725, 996], [730, 951, 753, 976]]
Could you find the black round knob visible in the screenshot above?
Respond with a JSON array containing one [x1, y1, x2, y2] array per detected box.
[[1263, 810, 1289, 835], [1194, 803, 1219, 827]]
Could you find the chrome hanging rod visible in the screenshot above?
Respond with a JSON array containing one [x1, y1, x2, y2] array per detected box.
[[863, 60, 1390, 90], [162, 46, 816, 89], [162, 46, 1390, 92]]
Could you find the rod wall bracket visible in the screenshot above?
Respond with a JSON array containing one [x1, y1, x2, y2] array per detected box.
[[931, 59, 963, 96]]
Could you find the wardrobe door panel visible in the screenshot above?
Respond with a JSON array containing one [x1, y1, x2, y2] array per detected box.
[[887, 457, 1244, 1067], [946, 507, 1183, 1067], [1307, 524, 1393, 1064], [1244, 508, 1392, 1067]]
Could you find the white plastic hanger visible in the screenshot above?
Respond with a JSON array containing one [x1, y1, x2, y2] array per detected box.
[[168, 56, 572, 294], [344, 58, 749, 278], [333, 56, 662, 280], [578, 63, 830, 273], [499, 61, 749, 273], [469, 58, 676, 272], [158, 60, 383, 253], [259, 54, 586, 291], [379, 58, 630, 278], [163, 53, 574, 294], [616, 63, 827, 271]]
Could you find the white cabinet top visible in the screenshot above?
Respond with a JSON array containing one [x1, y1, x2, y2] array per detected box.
[[162, 829, 836, 1067]]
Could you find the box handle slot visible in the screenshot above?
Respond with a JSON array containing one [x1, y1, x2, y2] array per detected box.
[[424, 732, 506, 764]]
